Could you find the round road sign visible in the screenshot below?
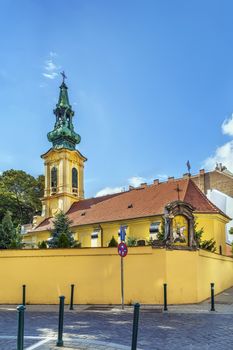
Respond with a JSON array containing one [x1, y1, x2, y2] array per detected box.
[[118, 242, 128, 257]]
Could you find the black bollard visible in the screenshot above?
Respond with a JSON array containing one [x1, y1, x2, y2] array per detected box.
[[56, 296, 65, 347], [17, 305, 26, 350], [210, 283, 215, 311], [131, 303, 140, 350], [69, 284, 75, 310], [22, 285, 26, 306], [163, 283, 168, 311]]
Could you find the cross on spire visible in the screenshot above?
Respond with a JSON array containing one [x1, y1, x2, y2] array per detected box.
[[60, 71, 67, 83], [186, 160, 191, 177], [174, 184, 182, 201]]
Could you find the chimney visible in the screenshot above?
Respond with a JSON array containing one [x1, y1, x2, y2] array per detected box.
[[140, 182, 147, 188], [199, 169, 205, 193], [168, 176, 174, 182], [153, 179, 159, 185], [129, 185, 134, 191]]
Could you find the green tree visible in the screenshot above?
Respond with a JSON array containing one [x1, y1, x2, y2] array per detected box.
[[0, 170, 44, 224], [48, 211, 76, 248], [194, 220, 216, 252], [108, 236, 118, 247], [0, 211, 22, 249]]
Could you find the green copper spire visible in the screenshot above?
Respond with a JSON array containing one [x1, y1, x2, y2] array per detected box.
[[47, 72, 81, 150]]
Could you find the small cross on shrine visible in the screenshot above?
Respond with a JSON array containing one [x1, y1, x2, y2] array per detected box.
[[60, 71, 67, 83], [174, 184, 182, 201]]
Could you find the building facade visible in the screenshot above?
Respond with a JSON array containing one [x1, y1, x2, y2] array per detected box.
[[23, 79, 230, 255]]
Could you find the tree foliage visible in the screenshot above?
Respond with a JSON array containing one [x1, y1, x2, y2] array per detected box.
[[194, 220, 216, 252], [126, 236, 137, 247], [0, 170, 44, 225], [157, 217, 165, 241], [108, 236, 118, 247], [48, 211, 76, 248], [38, 240, 47, 249], [0, 211, 22, 249]]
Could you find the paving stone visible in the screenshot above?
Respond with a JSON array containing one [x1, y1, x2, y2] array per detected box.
[[1, 287, 233, 349]]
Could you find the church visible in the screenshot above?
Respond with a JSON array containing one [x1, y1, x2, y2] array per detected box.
[[23, 77, 230, 255]]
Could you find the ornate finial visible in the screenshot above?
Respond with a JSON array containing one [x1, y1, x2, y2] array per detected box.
[[60, 71, 67, 83], [174, 184, 182, 201]]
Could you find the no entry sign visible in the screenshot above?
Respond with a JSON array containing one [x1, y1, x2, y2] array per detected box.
[[118, 242, 128, 257]]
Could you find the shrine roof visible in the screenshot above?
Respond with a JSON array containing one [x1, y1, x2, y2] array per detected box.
[[31, 178, 229, 233]]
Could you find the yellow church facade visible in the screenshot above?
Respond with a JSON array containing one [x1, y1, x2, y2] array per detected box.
[[24, 211, 228, 254], [23, 78, 230, 256]]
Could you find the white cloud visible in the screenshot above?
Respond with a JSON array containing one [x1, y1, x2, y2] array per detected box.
[[42, 52, 60, 80], [128, 176, 146, 187], [203, 113, 233, 172], [222, 115, 233, 136], [203, 140, 233, 172], [95, 186, 124, 197], [42, 72, 58, 79], [95, 174, 168, 197], [44, 60, 57, 72], [157, 174, 168, 180], [49, 51, 57, 58]]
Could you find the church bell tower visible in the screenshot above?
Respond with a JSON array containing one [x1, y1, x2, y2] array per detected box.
[[41, 73, 87, 218]]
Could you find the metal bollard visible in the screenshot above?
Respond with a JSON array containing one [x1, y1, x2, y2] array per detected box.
[[56, 296, 65, 347], [210, 283, 215, 311], [163, 283, 168, 311], [69, 284, 75, 310], [22, 285, 26, 306], [131, 303, 140, 350], [17, 305, 26, 350]]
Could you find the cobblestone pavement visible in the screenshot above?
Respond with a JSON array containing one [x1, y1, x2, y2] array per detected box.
[[1, 308, 233, 350], [1, 288, 233, 350]]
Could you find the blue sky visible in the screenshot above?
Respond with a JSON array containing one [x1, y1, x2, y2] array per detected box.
[[1, 0, 233, 197]]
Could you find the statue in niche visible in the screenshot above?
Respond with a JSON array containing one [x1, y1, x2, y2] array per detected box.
[[163, 201, 197, 249]]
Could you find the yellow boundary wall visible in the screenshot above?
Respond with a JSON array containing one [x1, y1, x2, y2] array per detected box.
[[0, 247, 233, 304]]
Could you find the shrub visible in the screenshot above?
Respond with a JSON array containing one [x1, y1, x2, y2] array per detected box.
[[38, 240, 47, 249], [200, 238, 216, 252], [108, 236, 118, 247], [146, 237, 154, 246], [127, 236, 137, 247], [73, 241, 81, 248]]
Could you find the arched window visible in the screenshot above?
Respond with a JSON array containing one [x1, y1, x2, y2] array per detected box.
[[51, 167, 57, 188], [72, 167, 78, 189]]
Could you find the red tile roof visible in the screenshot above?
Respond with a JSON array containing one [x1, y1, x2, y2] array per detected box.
[[31, 178, 228, 233]]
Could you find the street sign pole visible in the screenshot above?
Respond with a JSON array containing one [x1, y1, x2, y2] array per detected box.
[[118, 226, 128, 311], [121, 256, 124, 310]]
